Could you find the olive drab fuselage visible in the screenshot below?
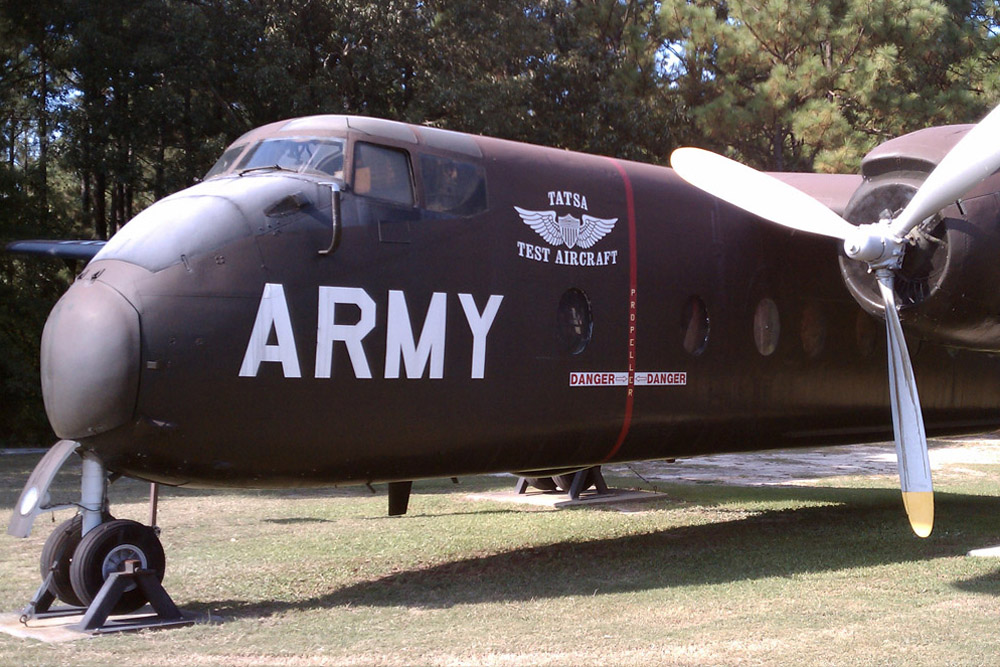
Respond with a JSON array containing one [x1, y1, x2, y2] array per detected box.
[[38, 116, 1000, 489]]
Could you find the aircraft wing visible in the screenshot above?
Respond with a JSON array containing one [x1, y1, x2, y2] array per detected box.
[[5, 239, 106, 261], [770, 173, 862, 217]]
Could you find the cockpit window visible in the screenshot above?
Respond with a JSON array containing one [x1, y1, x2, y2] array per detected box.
[[204, 143, 247, 179], [352, 142, 413, 206], [220, 137, 346, 179], [420, 154, 487, 216]]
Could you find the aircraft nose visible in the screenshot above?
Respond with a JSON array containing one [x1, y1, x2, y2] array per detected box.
[[40, 278, 141, 439]]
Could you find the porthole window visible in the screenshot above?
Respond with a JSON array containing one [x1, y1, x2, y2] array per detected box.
[[682, 296, 710, 356], [753, 298, 780, 356], [557, 288, 593, 355], [800, 303, 826, 359]]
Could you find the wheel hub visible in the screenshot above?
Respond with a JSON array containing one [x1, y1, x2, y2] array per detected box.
[[101, 543, 148, 592]]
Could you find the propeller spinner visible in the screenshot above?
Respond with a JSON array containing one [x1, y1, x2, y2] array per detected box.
[[669, 104, 1000, 537]]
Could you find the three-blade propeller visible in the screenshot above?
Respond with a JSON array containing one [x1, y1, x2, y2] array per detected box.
[[670, 104, 1000, 537]]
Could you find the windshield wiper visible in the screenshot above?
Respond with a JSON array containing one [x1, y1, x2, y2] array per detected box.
[[237, 164, 298, 176]]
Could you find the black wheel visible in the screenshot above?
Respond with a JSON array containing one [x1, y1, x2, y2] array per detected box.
[[69, 519, 165, 614], [39, 516, 85, 607], [523, 477, 558, 492]]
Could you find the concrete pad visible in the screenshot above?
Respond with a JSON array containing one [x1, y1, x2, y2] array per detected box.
[[967, 545, 1000, 558], [0, 611, 94, 643], [607, 436, 1000, 487], [0, 608, 200, 643], [468, 487, 666, 511]]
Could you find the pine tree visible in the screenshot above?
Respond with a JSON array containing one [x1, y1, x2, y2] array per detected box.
[[661, 0, 1000, 172]]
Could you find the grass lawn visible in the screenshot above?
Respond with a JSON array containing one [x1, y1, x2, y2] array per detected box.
[[1, 442, 1000, 665]]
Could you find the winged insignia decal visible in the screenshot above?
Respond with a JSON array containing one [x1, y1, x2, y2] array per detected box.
[[515, 206, 618, 249]]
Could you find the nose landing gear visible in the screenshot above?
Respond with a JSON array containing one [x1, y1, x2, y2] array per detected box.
[[11, 442, 186, 632], [69, 519, 166, 613]]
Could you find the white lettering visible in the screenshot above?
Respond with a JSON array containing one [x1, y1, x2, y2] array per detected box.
[[516, 240, 551, 263], [315, 286, 376, 379], [544, 190, 589, 211], [552, 249, 618, 266], [459, 293, 504, 379], [385, 291, 447, 379], [243, 285, 503, 381], [240, 283, 301, 378]]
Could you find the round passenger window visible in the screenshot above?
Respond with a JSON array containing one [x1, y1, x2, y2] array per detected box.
[[557, 289, 593, 355], [753, 298, 780, 356], [682, 296, 710, 356]]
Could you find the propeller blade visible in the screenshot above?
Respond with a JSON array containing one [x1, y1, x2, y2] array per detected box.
[[670, 144, 937, 536], [876, 273, 933, 537], [891, 104, 1000, 238], [670, 147, 857, 240]]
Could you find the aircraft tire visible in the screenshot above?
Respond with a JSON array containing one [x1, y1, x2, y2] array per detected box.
[[523, 477, 558, 492], [39, 515, 86, 607], [69, 519, 165, 614]]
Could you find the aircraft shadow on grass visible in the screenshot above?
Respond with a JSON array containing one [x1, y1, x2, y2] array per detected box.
[[262, 509, 524, 524], [186, 490, 1000, 620], [952, 570, 1000, 595]]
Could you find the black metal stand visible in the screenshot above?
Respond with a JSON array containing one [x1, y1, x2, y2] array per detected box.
[[515, 466, 610, 499], [19, 561, 194, 635], [18, 572, 86, 624], [69, 561, 193, 633], [568, 467, 609, 500]]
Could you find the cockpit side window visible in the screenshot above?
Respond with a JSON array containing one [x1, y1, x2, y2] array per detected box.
[[420, 154, 487, 216], [352, 142, 414, 206]]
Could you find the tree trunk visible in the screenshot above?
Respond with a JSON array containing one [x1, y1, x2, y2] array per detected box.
[[94, 171, 107, 240], [37, 41, 49, 224]]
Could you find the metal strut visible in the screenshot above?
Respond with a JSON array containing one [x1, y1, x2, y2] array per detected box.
[[80, 452, 107, 536]]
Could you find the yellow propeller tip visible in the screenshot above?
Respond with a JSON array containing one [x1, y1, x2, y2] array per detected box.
[[902, 491, 934, 538]]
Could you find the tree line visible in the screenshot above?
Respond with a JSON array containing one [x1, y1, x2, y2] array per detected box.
[[1, 0, 998, 444]]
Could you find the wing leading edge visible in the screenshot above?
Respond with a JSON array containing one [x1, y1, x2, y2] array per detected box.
[[5, 240, 106, 261]]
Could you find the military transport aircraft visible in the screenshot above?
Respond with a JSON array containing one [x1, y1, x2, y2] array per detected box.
[[7, 106, 1000, 616]]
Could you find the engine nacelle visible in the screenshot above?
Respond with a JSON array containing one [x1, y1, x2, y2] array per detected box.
[[839, 125, 1000, 352]]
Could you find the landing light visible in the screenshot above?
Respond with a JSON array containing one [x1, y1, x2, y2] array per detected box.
[[19, 486, 39, 516]]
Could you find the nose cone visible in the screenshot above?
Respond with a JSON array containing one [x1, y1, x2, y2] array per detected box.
[[41, 279, 140, 438]]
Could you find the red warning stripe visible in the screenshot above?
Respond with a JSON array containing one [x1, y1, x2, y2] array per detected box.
[[602, 158, 638, 463]]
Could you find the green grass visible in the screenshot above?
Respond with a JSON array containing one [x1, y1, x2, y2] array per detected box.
[[2, 449, 1000, 665]]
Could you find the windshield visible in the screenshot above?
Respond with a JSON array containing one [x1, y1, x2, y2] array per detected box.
[[204, 143, 247, 179], [206, 137, 346, 180]]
